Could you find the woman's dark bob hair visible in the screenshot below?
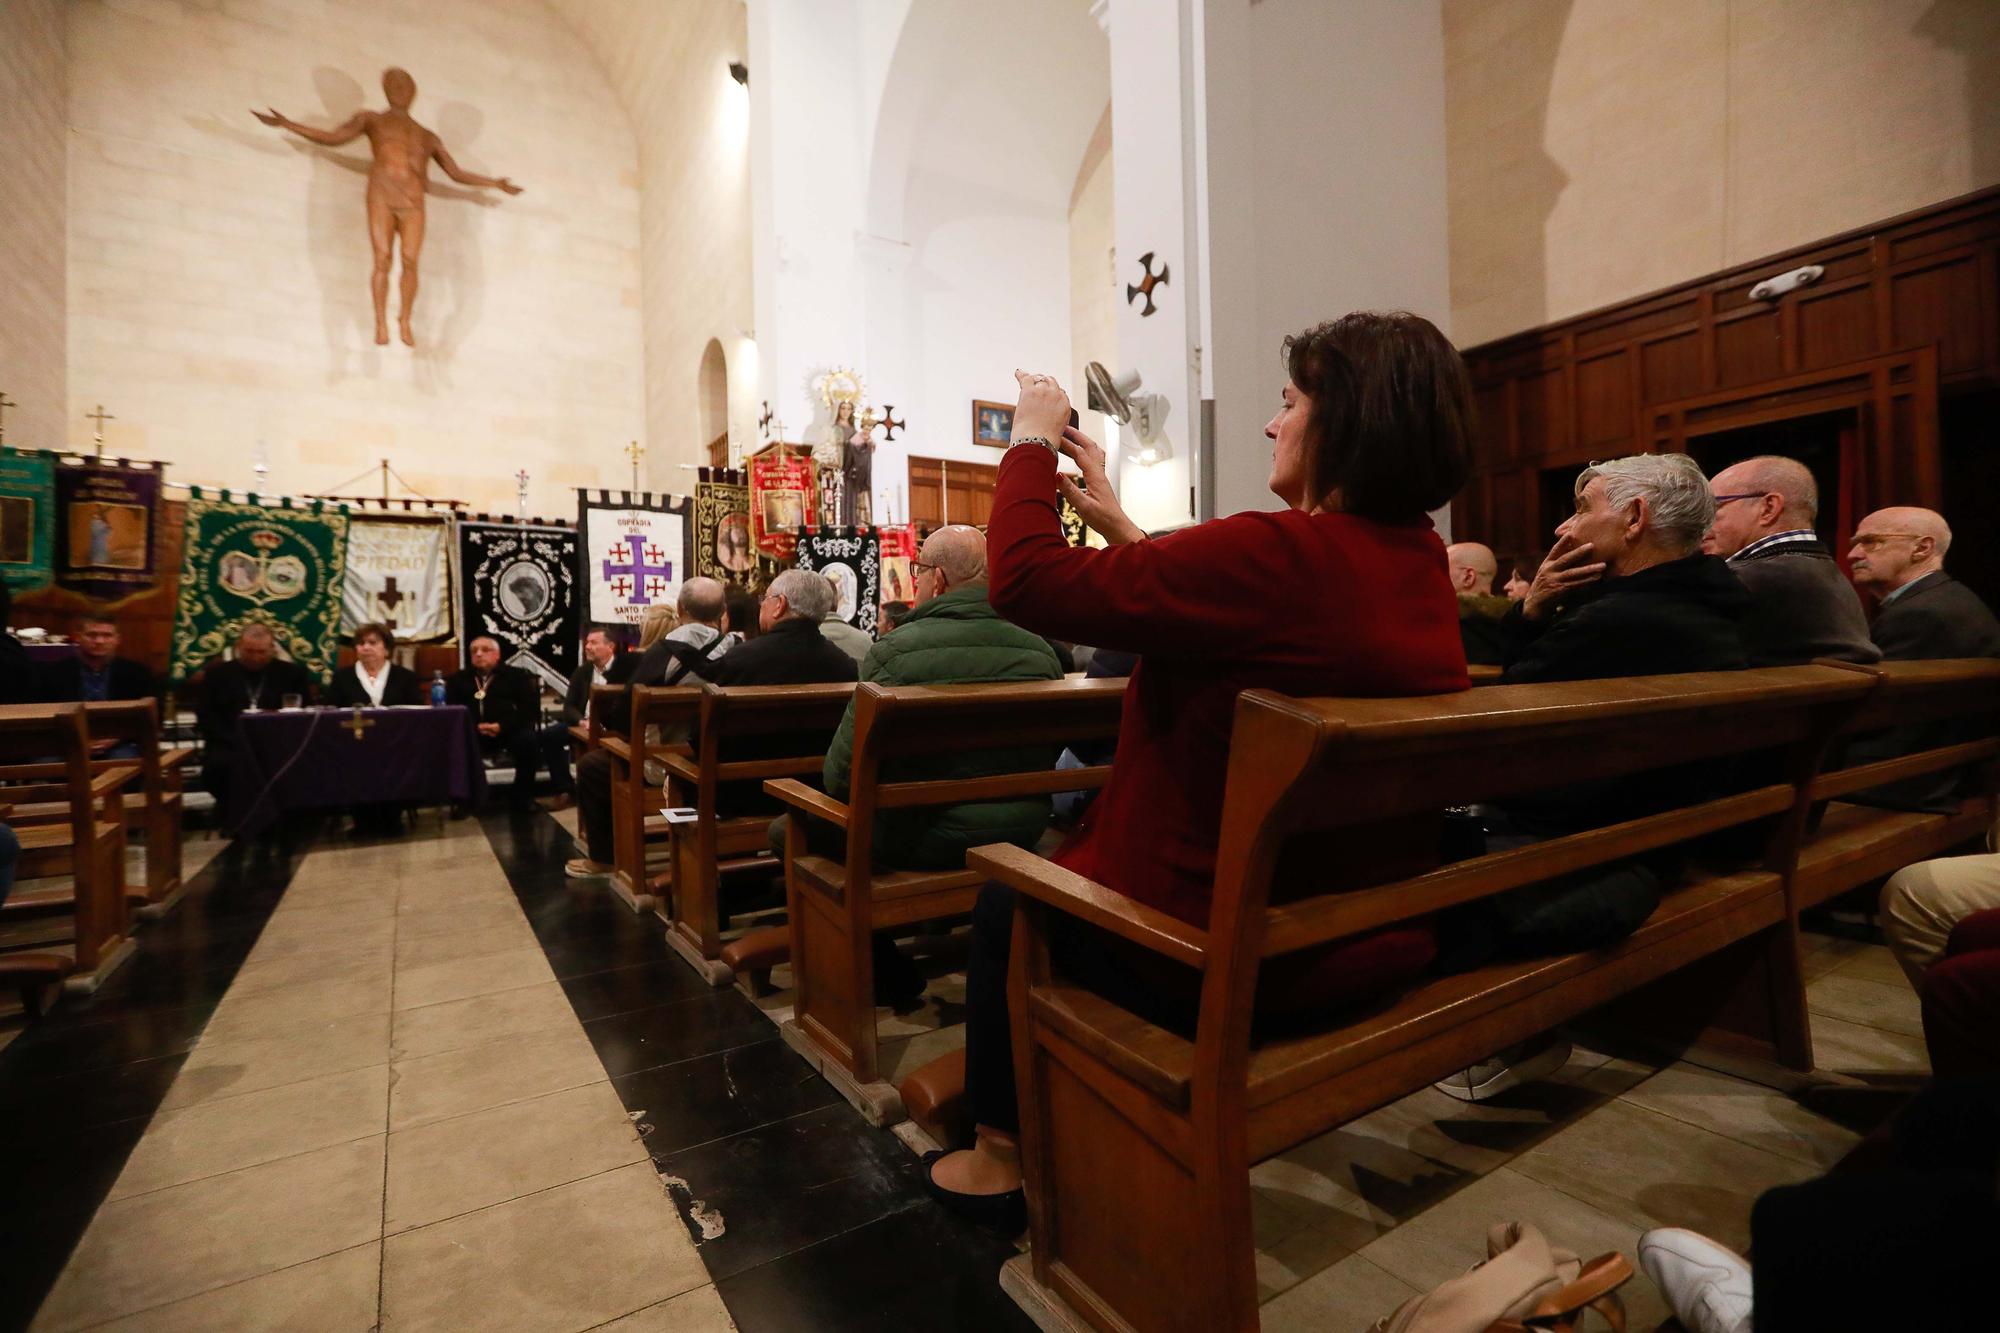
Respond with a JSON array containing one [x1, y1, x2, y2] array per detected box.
[[1281, 310, 1474, 519], [351, 622, 397, 651]]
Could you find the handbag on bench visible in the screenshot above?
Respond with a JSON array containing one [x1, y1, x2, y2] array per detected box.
[[1371, 1221, 1633, 1333]]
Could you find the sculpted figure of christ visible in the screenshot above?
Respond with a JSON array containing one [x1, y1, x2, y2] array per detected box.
[[255, 68, 522, 346]]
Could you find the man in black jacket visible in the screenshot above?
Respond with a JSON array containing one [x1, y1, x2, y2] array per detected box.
[[534, 625, 634, 811], [1445, 453, 1753, 1101], [1704, 456, 1879, 666], [1842, 507, 2000, 812], [198, 624, 318, 802], [449, 635, 544, 801], [40, 615, 157, 704], [565, 570, 855, 879]]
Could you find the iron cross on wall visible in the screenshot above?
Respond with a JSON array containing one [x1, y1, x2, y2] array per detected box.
[[1127, 252, 1170, 317], [602, 536, 673, 605]]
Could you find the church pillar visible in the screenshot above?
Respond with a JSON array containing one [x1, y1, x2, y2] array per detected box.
[[1195, 0, 1453, 523]]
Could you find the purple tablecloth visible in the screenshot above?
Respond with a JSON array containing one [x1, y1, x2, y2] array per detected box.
[[223, 705, 487, 837], [24, 643, 77, 663]]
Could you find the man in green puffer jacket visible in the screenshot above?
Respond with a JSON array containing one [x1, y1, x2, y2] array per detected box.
[[823, 524, 1064, 870]]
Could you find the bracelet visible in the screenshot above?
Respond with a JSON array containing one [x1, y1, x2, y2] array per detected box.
[[1011, 436, 1057, 453]]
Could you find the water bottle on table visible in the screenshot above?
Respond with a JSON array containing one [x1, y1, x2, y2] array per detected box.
[[430, 670, 446, 707]]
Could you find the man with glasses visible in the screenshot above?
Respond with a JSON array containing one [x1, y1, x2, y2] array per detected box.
[[1703, 456, 1878, 666], [1848, 507, 2000, 661]]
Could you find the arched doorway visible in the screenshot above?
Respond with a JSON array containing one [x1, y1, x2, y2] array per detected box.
[[698, 339, 729, 467]]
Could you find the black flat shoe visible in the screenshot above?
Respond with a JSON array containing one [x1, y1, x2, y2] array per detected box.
[[921, 1150, 1027, 1236]]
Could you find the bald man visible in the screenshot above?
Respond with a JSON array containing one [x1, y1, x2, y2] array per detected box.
[[1447, 541, 1511, 666], [1843, 506, 2000, 813], [196, 624, 318, 801], [1849, 507, 2000, 661], [1704, 456, 1877, 665], [810, 524, 1064, 1004]]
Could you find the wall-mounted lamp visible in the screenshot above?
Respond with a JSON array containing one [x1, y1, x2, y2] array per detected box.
[[728, 61, 749, 87]]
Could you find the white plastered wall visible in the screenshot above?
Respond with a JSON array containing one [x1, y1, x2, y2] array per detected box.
[[0, 0, 68, 453]]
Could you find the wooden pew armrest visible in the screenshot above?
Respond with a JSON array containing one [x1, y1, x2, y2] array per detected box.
[[659, 753, 701, 785], [969, 842, 1208, 971], [599, 736, 634, 763], [159, 749, 194, 774], [765, 779, 849, 830], [567, 724, 592, 748]]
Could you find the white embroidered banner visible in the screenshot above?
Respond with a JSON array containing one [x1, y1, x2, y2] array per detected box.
[[338, 515, 455, 642]]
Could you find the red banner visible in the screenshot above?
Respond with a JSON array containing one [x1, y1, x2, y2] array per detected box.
[[749, 453, 815, 561], [877, 523, 919, 605]]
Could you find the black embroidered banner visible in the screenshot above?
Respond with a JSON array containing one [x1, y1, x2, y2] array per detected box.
[[794, 526, 881, 635], [693, 467, 780, 589], [455, 520, 578, 693]]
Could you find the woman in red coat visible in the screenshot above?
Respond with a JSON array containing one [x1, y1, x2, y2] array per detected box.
[[925, 312, 1476, 1230]]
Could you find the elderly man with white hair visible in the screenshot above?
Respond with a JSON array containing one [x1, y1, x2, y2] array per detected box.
[[1498, 452, 1751, 684], [1435, 453, 1754, 1102]]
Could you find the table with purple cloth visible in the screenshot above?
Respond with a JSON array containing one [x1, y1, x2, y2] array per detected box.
[[24, 643, 78, 663], [223, 705, 487, 837]]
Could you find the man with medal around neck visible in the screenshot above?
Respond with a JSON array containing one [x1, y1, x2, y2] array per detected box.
[[196, 624, 317, 803], [447, 635, 544, 803]]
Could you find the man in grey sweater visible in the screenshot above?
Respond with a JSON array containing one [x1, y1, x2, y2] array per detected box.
[[1705, 456, 1879, 666]]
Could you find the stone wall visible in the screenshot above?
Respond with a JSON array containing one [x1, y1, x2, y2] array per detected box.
[[0, 0, 67, 453], [64, 0, 644, 516], [1446, 0, 2000, 346]]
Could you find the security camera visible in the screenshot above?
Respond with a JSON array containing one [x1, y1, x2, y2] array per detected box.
[[1748, 265, 1823, 303]]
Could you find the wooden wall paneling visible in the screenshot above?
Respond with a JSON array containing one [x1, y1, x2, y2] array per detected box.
[[1713, 306, 1785, 389], [1640, 329, 1706, 407], [1795, 281, 1877, 372], [1889, 250, 1990, 378], [1574, 349, 1633, 451]]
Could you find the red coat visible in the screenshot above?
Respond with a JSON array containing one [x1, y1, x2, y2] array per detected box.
[[988, 444, 1469, 939]]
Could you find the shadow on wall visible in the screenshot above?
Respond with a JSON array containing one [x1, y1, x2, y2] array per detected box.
[[1915, 0, 2000, 192]]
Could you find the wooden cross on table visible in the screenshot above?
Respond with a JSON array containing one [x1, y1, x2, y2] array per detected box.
[[375, 577, 404, 628], [1126, 251, 1170, 318], [0, 391, 15, 446], [341, 711, 375, 741], [86, 404, 117, 457]]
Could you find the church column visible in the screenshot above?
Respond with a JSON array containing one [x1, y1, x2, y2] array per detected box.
[[1194, 0, 1453, 522]]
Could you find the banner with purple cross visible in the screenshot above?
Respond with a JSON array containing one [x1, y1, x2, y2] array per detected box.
[[576, 490, 690, 635]]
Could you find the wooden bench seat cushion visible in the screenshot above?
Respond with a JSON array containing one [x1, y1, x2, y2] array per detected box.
[[1796, 798, 1994, 907], [1028, 867, 1785, 1155]]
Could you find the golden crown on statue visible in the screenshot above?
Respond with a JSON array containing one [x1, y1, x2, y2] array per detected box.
[[250, 529, 283, 551]]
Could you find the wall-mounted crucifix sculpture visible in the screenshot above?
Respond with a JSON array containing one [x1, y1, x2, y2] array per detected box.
[[1126, 251, 1170, 317], [255, 68, 523, 348]]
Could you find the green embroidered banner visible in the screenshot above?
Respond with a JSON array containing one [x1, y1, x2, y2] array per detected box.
[[170, 492, 350, 682], [0, 449, 57, 593]]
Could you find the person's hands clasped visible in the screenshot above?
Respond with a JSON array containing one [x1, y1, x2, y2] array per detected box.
[[1521, 531, 1606, 620], [1056, 427, 1145, 546]]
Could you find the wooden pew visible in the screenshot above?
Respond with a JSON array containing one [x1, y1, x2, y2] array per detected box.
[[657, 682, 855, 985], [596, 685, 702, 913], [0, 703, 140, 993], [767, 677, 1126, 1125], [1792, 658, 2000, 910], [973, 667, 1874, 1332]]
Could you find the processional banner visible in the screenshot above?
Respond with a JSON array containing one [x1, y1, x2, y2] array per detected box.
[[455, 520, 578, 692], [54, 458, 164, 603], [877, 524, 918, 606], [339, 513, 455, 642], [170, 492, 349, 682], [577, 491, 690, 633], [794, 526, 881, 635], [0, 450, 56, 594], [749, 453, 814, 562], [693, 468, 780, 590]]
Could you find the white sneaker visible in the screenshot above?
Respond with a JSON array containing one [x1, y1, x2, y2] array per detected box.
[[1433, 1035, 1572, 1102], [1638, 1227, 1753, 1333]]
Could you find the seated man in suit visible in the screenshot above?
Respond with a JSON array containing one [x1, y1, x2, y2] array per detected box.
[[564, 570, 854, 880], [197, 624, 317, 804], [536, 625, 634, 812], [1704, 456, 1879, 666], [1849, 507, 2000, 659], [42, 615, 156, 703], [448, 635, 544, 802], [1447, 540, 1511, 666], [325, 622, 423, 707], [1844, 506, 2000, 812]]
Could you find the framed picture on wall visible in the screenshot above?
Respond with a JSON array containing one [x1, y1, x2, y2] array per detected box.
[[972, 399, 1015, 449]]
